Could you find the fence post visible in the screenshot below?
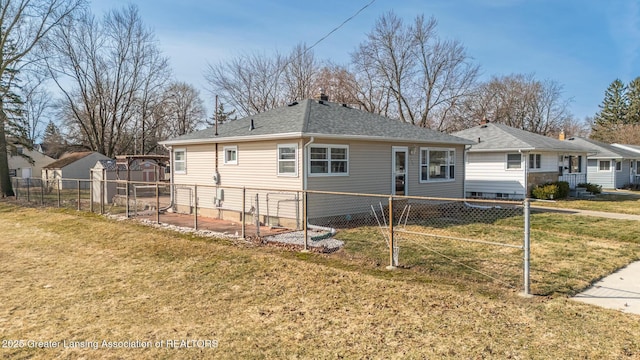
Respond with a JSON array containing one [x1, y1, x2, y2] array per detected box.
[[125, 180, 130, 218], [387, 196, 395, 270], [255, 193, 260, 237], [57, 179, 61, 208], [12, 178, 18, 200], [156, 182, 160, 224], [523, 198, 531, 297], [241, 187, 246, 239], [26, 178, 30, 203], [302, 191, 308, 252], [89, 170, 94, 213], [100, 178, 104, 214], [77, 180, 81, 211], [40, 178, 44, 206], [194, 185, 198, 230]]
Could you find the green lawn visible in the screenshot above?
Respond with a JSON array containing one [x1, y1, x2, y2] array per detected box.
[[1, 201, 639, 359]]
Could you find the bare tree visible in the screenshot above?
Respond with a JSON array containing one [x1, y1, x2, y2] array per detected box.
[[458, 74, 574, 135], [46, 4, 170, 158], [160, 81, 206, 137], [282, 43, 318, 101], [313, 63, 360, 106], [205, 51, 287, 117], [0, 0, 85, 197], [18, 73, 54, 144], [351, 12, 480, 129]]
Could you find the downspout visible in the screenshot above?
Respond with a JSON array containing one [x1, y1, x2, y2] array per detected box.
[[520, 149, 528, 199], [463, 144, 471, 200], [300, 136, 335, 236], [302, 136, 315, 191]]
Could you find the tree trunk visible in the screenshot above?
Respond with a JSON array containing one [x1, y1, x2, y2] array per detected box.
[[0, 106, 15, 197]]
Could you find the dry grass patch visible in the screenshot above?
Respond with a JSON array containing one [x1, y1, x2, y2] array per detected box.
[[1, 202, 639, 359], [535, 192, 640, 214]]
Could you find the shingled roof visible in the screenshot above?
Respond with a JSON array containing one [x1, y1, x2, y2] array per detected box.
[[453, 123, 592, 153], [160, 99, 474, 146], [43, 151, 94, 169], [565, 137, 640, 159]]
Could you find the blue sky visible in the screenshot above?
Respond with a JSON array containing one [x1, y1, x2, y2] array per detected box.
[[91, 0, 640, 122]]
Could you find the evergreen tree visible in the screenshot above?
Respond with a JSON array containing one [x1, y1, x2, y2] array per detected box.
[[207, 100, 237, 127], [626, 76, 640, 125], [591, 79, 628, 142], [42, 120, 66, 159]]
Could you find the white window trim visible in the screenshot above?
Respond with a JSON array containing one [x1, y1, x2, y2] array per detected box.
[[307, 144, 349, 177], [277, 143, 298, 177], [528, 153, 541, 170], [506, 153, 522, 170], [419, 147, 456, 183], [597, 160, 611, 172], [173, 148, 186, 175], [615, 160, 622, 172], [223, 146, 238, 165]]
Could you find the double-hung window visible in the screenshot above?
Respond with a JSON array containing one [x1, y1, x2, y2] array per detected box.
[[309, 145, 348, 175], [224, 146, 238, 165], [528, 154, 541, 169], [174, 149, 186, 174], [598, 160, 611, 172], [506, 153, 522, 169], [420, 148, 455, 182], [278, 144, 298, 176]]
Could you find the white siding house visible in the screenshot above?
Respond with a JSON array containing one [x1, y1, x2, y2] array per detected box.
[[453, 123, 593, 199], [160, 98, 474, 225], [42, 152, 110, 189], [7, 144, 54, 179]]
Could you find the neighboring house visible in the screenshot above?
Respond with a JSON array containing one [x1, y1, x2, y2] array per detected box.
[[42, 151, 110, 189], [453, 122, 593, 199], [612, 143, 640, 186], [7, 144, 54, 179], [159, 98, 474, 225], [91, 156, 169, 204], [564, 137, 640, 189]]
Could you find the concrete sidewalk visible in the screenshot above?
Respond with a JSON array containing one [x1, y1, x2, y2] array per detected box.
[[532, 204, 640, 315], [572, 262, 640, 315]]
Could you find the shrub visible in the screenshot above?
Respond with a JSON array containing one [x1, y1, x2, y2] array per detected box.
[[531, 183, 558, 200], [555, 181, 570, 198], [577, 182, 602, 194], [531, 181, 570, 200]]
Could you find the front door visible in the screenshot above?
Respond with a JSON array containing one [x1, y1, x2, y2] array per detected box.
[[392, 147, 408, 195]]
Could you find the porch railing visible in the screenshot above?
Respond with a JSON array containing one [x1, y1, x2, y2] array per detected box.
[[559, 173, 586, 189]]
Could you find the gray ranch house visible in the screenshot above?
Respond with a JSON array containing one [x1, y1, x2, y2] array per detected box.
[[159, 98, 474, 226], [565, 137, 640, 189], [612, 143, 640, 186], [453, 122, 593, 199]]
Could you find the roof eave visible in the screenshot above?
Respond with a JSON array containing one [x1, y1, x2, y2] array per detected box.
[[160, 132, 475, 146]]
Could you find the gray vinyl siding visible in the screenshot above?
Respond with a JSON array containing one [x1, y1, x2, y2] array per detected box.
[[587, 159, 615, 189], [616, 159, 631, 188]]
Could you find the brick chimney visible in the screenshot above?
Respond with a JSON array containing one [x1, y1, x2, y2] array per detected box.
[[559, 130, 565, 141], [480, 117, 489, 125]]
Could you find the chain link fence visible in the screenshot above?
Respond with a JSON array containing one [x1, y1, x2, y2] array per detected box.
[[9, 177, 531, 293]]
